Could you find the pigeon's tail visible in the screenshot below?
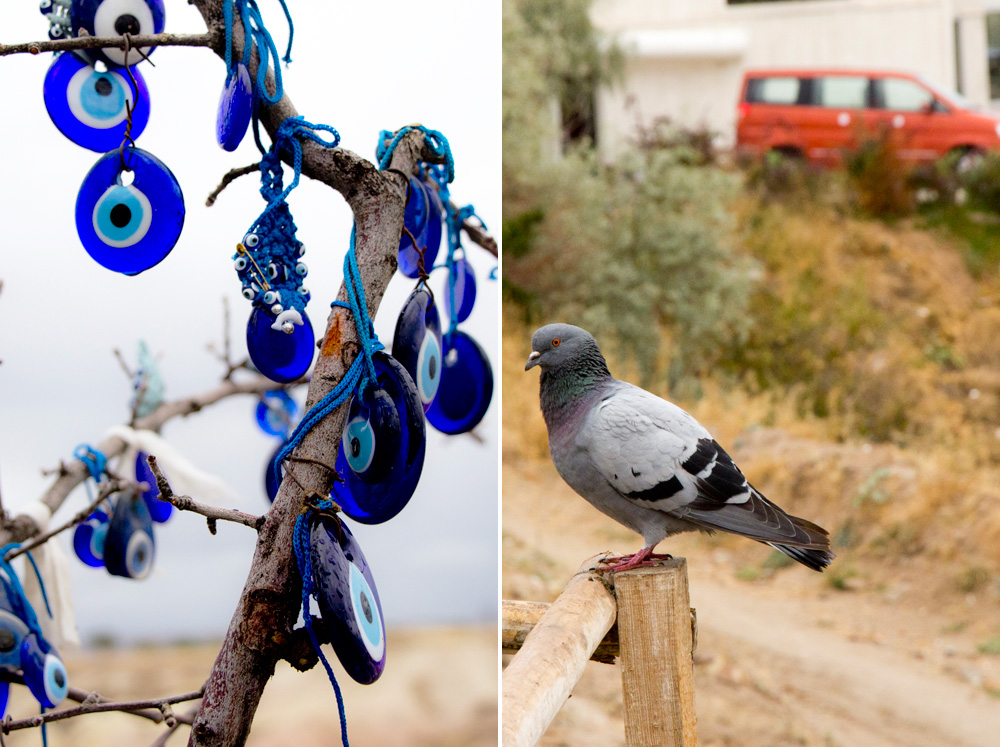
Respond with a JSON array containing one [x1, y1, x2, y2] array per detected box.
[[768, 541, 835, 572], [767, 515, 835, 572]]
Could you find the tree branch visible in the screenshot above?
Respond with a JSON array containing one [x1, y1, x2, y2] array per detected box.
[[205, 164, 260, 207], [0, 32, 217, 58], [146, 457, 263, 533], [0, 687, 204, 732]]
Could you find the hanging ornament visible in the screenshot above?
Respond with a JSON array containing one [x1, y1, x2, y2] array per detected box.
[[444, 255, 477, 324], [397, 177, 432, 278], [307, 514, 386, 684], [130, 339, 165, 418], [75, 147, 184, 274], [391, 285, 442, 412], [426, 330, 494, 435], [236, 118, 339, 383], [69, 0, 166, 67], [103, 492, 155, 579], [40, 0, 72, 40], [134, 451, 172, 523], [331, 352, 425, 524], [264, 444, 283, 503], [0, 547, 69, 714], [72, 507, 110, 567], [256, 390, 297, 437], [43, 51, 150, 152], [216, 62, 253, 151]]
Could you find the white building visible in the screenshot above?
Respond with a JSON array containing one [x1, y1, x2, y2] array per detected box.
[[591, 0, 1000, 152]]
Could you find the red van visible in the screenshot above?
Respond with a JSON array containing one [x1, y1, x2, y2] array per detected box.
[[736, 68, 1000, 167]]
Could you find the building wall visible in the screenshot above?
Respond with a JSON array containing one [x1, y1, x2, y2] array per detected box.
[[592, 0, 992, 154]]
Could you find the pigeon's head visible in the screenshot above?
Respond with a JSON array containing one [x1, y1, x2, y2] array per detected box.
[[525, 323, 601, 372]]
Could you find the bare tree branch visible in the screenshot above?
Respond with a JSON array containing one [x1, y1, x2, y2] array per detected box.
[[0, 687, 204, 732], [0, 32, 217, 58], [205, 164, 260, 207], [146, 456, 263, 533], [3, 478, 123, 562]]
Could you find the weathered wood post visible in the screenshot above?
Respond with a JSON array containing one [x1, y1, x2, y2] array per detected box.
[[614, 558, 698, 746], [501, 557, 617, 747]]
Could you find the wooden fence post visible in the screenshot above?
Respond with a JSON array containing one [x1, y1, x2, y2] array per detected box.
[[501, 557, 617, 747], [614, 558, 698, 747]]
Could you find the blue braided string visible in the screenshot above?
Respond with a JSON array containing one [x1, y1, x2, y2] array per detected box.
[[292, 507, 349, 746], [0, 544, 48, 644], [270, 235, 383, 489], [252, 116, 341, 230], [443, 203, 480, 337], [73, 445, 106, 483], [376, 126, 455, 183]]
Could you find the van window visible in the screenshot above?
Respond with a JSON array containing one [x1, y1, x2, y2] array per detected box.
[[746, 77, 800, 105], [881, 78, 933, 111], [817, 76, 869, 108]]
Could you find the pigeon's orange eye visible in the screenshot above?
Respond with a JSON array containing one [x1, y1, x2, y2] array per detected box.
[[551, 338, 561, 347]]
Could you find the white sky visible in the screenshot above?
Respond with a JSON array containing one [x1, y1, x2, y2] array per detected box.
[[0, 1, 500, 644]]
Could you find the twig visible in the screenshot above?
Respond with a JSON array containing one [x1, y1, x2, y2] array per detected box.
[[147, 457, 263, 532], [0, 688, 204, 732], [452, 201, 498, 257], [205, 163, 260, 207], [0, 32, 217, 58], [112, 349, 135, 380], [149, 705, 199, 746], [4, 478, 123, 561]]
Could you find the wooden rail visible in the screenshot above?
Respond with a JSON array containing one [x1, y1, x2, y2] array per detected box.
[[501, 556, 699, 747]]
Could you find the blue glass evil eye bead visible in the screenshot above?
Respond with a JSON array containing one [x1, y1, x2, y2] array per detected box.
[[256, 390, 297, 437], [426, 331, 494, 435], [20, 634, 68, 710], [135, 451, 172, 523], [43, 52, 150, 152], [445, 257, 477, 324], [332, 352, 426, 524], [309, 516, 386, 684], [246, 306, 315, 383], [72, 508, 110, 567], [264, 445, 284, 503], [71, 0, 166, 67], [422, 181, 443, 267], [75, 148, 185, 275], [216, 62, 252, 151], [104, 493, 155, 579], [391, 286, 443, 411], [397, 176, 430, 278]]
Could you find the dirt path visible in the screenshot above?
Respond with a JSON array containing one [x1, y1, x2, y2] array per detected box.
[[503, 461, 1000, 747]]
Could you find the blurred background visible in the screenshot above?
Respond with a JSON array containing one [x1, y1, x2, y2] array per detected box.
[[0, 1, 498, 744], [503, 1, 1000, 745]]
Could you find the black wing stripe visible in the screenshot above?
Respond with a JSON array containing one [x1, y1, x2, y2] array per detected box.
[[627, 475, 684, 503], [686, 440, 750, 509], [681, 438, 715, 475]]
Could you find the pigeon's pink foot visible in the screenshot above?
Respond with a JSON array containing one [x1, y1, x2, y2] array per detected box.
[[599, 548, 673, 572]]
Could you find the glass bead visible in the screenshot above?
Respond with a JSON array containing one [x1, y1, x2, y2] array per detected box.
[[391, 285, 442, 411], [444, 257, 477, 324], [72, 508, 110, 567], [426, 331, 494, 435], [75, 147, 185, 275], [255, 390, 297, 437], [43, 52, 149, 152], [134, 451, 172, 523], [246, 306, 315, 383], [308, 516, 385, 684], [70, 0, 166, 67], [104, 493, 155, 579], [216, 62, 252, 151], [397, 176, 430, 277]]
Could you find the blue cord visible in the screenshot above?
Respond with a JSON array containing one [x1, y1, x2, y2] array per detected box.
[[270, 234, 384, 489], [292, 504, 349, 746], [376, 126, 455, 183], [72, 445, 106, 483]]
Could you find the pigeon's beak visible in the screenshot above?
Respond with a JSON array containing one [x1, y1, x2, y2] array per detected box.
[[525, 350, 542, 371]]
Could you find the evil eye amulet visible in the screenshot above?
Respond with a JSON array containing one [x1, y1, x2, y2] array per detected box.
[[309, 517, 386, 684], [426, 331, 494, 435], [332, 352, 425, 524], [104, 493, 155, 579], [255, 390, 297, 437], [397, 176, 430, 278], [72, 507, 110, 567], [135, 451, 172, 523], [19, 634, 68, 710], [421, 180, 444, 271], [75, 148, 185, 275], [216, 62, 253, 151], [391, 285, 442, 411], [246, 307, 315, 383], [71, 0, 166, 67], [44, 52, 150, 152], [444, 257, 477, 324], [264, 445, 284, 503]]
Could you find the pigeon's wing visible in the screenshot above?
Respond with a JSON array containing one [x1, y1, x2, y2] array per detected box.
[[585, 384, 827, 549]]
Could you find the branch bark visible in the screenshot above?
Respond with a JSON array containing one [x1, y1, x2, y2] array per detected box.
[[0, 32, 217, 57]]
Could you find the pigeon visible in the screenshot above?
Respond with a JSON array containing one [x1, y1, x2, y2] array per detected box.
[[525, 323, 834, 573]]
